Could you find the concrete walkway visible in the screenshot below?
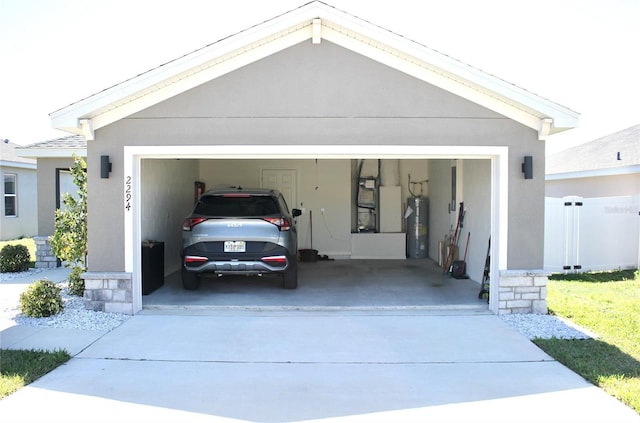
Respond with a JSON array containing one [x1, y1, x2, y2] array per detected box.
[[1, 269, 639, 422]]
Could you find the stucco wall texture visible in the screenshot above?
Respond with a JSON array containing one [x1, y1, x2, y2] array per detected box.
[[86, 40, 544, 271]]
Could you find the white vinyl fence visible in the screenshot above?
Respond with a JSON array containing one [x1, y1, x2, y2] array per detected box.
[[544, 195, 639, 273]]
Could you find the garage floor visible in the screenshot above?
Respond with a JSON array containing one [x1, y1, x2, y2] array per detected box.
[[143, 259, 488, 310]]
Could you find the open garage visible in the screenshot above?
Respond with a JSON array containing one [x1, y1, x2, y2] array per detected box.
[[48, 2, 577, 315], [135, 156, 492, 309]]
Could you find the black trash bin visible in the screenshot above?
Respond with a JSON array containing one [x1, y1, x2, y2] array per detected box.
[[142, 241, 164, 295]]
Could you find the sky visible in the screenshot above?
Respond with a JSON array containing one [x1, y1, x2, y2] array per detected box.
[[1, 0, 638, 155]]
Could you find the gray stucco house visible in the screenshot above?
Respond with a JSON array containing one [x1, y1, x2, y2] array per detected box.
[[546, 124, 639, 198], [1, 140, 37, 240], [47, 2, 578, 314], [16, 135, 86, 267]]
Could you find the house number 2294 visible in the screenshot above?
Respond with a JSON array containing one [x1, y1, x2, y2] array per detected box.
[[125, 176, 132, 211]]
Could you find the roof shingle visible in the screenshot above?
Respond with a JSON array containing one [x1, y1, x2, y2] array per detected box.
[[546, 124, 640, 175], [19, 134, 87, 150], [1, 140, 36, 165]]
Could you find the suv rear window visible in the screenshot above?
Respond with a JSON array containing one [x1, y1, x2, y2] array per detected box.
[[194, 195, 280, 217]]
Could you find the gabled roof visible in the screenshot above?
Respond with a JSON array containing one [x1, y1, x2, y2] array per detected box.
[[16, 134, 87, 158], [1, 140, 36, 169], [50, 1, 578, 142], [546, 124, 640, 179]]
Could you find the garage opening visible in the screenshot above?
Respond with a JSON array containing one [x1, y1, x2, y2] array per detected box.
[[127, 147, 502, 312]]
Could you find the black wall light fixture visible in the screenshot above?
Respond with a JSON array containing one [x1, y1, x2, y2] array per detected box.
[[522, 155, 533, 179], [100, 155, 112, 179]]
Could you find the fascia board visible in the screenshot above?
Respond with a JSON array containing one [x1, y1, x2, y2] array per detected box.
[[51, 8, 319, 131], [51, 1, 578, 136], [322, 26, 542, 131], [124, 144, 508, 159], [319, 16, 579, 132], [0, 161, 37, 170], [89, 28, 310, 131], [546, 165, 640, 180], [14, 148, 87, 159]]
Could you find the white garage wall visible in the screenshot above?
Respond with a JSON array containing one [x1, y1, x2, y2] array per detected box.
[[141, 159, 198, 275], [427, 159, 491, 280], [428, 160, 454, 261], [197, 158, 441, 259], [459, 159, 492, 282], [198, 159, 353, 257], [198, 158, 437, 258]]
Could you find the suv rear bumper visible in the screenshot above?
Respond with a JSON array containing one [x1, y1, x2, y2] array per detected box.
[[182, 243, 292, 275], [183, 258, 290, 275]]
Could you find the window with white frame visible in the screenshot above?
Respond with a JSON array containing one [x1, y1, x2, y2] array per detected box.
[[4, 173, 17, 217]]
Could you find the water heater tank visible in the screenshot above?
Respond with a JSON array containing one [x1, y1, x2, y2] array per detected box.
[[406, 196, 429, 259]]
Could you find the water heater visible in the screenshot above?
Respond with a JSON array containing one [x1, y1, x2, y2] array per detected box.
[[406, 196, 429, 259]]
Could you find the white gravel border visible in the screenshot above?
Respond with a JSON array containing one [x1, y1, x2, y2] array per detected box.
[[1, 269, 130, 331], [2, 269, 596, 339], [499, 313, 597, 340], [13, 282, 131, 331]]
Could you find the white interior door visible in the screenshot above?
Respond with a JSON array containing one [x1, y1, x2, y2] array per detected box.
[[261, 169, 298, 211]]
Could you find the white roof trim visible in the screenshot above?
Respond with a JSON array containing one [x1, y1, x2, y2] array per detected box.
[[546, 165, 640, 180], [124, 144, 509, 159], [0, 161, 37, 170], [50, 1, 578, 141], [312, 18, 322, 44], [538, 118, 554, 141], [16, 148, 87, 159], [79, 119, 95, 141]]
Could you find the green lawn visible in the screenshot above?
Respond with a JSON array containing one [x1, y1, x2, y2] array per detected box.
[[535, 269, 640, 414], [0, 349, 71, 399]]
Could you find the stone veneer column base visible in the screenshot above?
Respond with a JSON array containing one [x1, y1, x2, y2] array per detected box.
[[81, 272, 134, 315], [34, 236, 58, 269], [498, 269, 549, 314]]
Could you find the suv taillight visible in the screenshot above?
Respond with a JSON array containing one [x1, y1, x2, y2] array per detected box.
[[183, 217, 208, 231], [263, 217, 291, 231]]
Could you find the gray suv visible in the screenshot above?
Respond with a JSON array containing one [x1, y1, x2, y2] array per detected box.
[[181, 187, 302, 290]]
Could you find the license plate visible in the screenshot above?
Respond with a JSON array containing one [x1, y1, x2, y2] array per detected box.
[[224, 241, 246, 253]]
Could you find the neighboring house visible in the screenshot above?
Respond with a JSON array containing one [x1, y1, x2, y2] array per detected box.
[[16, 135, 87, 267], [0, 139, 37, 240], [47, 2, 578, 314], [545, 124, 640, 272]]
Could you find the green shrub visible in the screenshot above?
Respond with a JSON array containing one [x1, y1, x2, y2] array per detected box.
[[67, 265, 85, 297], [0, 244, 31, 273], [19, 280, 63, 318], [51, 155, 87, 268]]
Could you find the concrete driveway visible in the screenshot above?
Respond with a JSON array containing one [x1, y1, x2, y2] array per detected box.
[[2, 308, 639, 422], [1, 263, 638, 422]]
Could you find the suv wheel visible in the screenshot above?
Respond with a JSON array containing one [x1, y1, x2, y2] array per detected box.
[[282, 259, 298, 289], [182, 268, 201, 290]]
